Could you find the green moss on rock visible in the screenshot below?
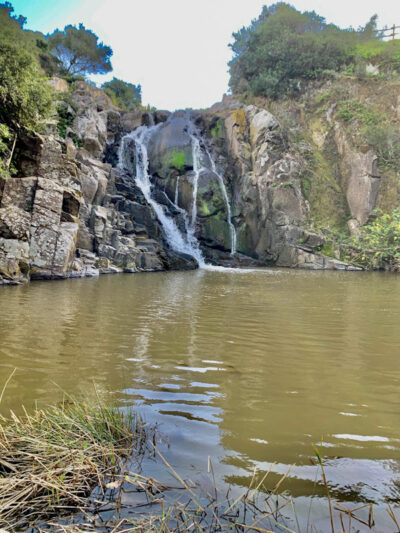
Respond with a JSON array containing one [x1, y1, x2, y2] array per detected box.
[[202, 217, 231, 250], [211, 120, 224, 139], [169, 150, 186, 171]]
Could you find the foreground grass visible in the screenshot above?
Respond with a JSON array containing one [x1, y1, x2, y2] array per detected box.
[[0, 397, 152, 529], [0, 396, 399, 533]]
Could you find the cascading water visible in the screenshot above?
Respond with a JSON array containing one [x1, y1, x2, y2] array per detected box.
[[118, 117, 238, 269], [118, 125, 205, 266], [188, 124, 237, 255], [203, 145, 237, 255], [174, 176, 180, 205], [188, 131, 201, 229]]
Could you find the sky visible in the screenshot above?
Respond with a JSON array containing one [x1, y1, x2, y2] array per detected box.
[[9, 0, 400, 110]]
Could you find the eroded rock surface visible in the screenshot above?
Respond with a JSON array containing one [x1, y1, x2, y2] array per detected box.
[[1, 79, 368, 285], [0, 83, 195, 285]]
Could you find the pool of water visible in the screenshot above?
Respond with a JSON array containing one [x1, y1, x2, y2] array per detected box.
[[1, 269, 399, 530]]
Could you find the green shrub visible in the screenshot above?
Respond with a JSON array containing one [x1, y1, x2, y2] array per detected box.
[[102, 77, 142, 110], [0, 2, 59, 76], [228, 4, 399, 99], [357, 39, 400, 73], [56, 105, 74, 138], [336, 99, 385, 126], [363, 125, 400, 172], [0, 40, 53, 132], [229, 3, 359, 98], [353, 209, 400, 266]]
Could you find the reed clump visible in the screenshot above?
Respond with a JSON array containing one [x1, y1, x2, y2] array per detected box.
[[1, 397, 399, 533], [0, 398, 150, 530]]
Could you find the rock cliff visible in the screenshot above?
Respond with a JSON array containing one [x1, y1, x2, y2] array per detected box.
[[0, 81, 195, 285], [3, 76, 398, 284]]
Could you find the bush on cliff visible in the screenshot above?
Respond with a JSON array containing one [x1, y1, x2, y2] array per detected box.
[[0, 1, 59, 76], [228, 3, 398, 98], [356, 209, 400, 266], [0, 39, 53, 176], [0, 41, 53, 132], [102, 77, 142, 110]]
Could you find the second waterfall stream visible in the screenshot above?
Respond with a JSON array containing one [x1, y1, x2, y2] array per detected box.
[[118, 117, 237, 269]]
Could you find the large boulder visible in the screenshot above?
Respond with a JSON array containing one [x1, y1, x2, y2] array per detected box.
[[0, 238, 30, 284], [72, 82, 112, 156], [47, 77, 69, 93], [0, 206, 31, 241], [147, 116, 193, 179]]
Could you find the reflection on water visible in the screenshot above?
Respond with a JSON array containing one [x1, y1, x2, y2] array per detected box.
[[1, 269, 400, 527]]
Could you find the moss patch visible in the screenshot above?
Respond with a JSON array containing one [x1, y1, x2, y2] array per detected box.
[[211, 119, 224, 139], [231, 109, 247, 136], [169, 150, 186, 171], [202, 217, 231, 250]]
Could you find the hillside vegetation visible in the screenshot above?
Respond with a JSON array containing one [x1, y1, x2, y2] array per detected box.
[[229, 3, 400, 269], [229, 2, 400, 98]]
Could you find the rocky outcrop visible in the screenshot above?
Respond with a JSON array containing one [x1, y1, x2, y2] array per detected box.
[[0, 81, 195, 285], [2, 77, 373, 285], [333, 128, 381, 227], [194, 98, 358, 269], [112, 99, 360, 271]]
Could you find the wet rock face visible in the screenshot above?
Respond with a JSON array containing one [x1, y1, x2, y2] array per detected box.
[[196, 101, 363, 269], [206, 103, 311, 265], [147, 116, 193, 179]]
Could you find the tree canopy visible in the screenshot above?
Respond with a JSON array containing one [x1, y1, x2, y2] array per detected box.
[[102, 78, 142, 110], [0, 1, 26, 32], [47, 24, 113, 76], [0, 1, 59, 76], [0, 41, 52, 131], [0, 2, 54, 175], [228, 3, 390, 98]]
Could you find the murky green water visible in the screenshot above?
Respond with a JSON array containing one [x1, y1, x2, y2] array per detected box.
[[1, 269, 399, 529]]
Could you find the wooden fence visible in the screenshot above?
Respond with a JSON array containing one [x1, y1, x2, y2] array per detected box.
[[377, 25, 400, 40]]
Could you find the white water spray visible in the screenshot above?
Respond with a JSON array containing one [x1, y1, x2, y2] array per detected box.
[[203, 145, 237, 255], [174, 176, 180, 205], [118, 125, 205, 266]]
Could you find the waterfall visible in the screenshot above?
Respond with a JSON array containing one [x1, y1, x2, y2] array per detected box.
[[118, 118, 238, 269], [203, 145, 237, 255], [188, 132, 201, 228], [188, 126, 237, 255], [118, 125, 205, 267], [174, 176, 180, 205]]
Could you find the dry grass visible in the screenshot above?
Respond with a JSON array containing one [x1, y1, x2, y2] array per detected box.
[[0, 397, 153, 530], [0, 396, 399, 533], [34, 447, 400, 533]]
